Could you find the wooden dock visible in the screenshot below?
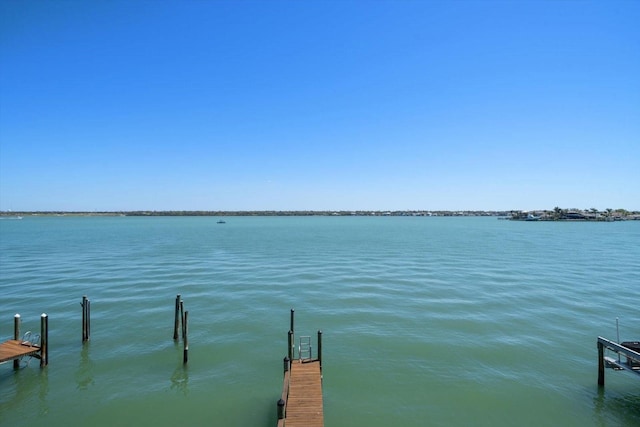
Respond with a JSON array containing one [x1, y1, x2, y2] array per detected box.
[[277, 309, 324, 427], [1, 313, 48, 368], [284, 360, 324, 427]]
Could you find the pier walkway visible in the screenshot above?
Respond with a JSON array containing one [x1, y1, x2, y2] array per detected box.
[[283, 360, 324, 427], [277, 310, 324, 427]]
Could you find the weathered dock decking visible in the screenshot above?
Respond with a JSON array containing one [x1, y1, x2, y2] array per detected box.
[[0, 340, 42, 364], [284, 360, 324, 427]]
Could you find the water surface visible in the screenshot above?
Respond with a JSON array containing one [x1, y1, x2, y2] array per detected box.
[[1, 216, 638, 426]]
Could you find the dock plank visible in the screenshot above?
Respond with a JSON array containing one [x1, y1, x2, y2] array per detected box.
[[0, 340, 41, 364]]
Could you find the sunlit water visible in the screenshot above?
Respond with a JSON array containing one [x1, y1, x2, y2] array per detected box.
[[1, 216, 638, 426]]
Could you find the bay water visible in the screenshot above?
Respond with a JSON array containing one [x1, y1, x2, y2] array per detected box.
[[1, 216, 638, 426]]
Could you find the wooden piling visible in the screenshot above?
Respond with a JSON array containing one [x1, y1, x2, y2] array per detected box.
[[288, 330, 293, 360], [173, 294, 181, 340], [180, 300, 185, 340], [13, 314, 20, 369], [40, 313, 48, 366], [183, 310, 189, 364], [290, 309, 295, 359], [82, 296, 86, 341], [284, 356, 290, 373], [82, 295, 90, 342], [598, 340, 605, 386], [14, 314, 20, 340], [87, 298, 91, 341], [317, 330, 323, 370], [290, 309, 295, 335]]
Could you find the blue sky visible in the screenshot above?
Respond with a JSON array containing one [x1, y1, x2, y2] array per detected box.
[[1, 0, 638, 211]]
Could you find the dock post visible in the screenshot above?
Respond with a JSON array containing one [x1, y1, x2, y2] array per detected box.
[[40, 313, 48, 366], [180, 300, 185, 340], [290, 308, 295, 335], [87, 298, 90, 341], [13, 314, 20, 369], [173, 294, 181, 340], [597, 340, 605, 386], [284, 356, 290, 373], [82, 296, 86, 341], [317, 330, 323, 369], [82, 295, 90, 342], [183, 310, 189, 364], [289, 309, 296, 361], [277, 398, 285, 420]]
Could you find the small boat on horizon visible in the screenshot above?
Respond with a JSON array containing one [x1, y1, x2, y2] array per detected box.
[[217, 219, 226, 224]]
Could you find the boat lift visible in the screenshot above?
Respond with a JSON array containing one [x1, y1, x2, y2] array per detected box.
[[597, 337, 640, 386]]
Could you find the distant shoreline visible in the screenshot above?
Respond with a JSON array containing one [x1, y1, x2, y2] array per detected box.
[[1, 208, 639, 220], [0, 210, 509, 217]]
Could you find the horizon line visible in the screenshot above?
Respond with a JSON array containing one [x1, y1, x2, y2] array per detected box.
[[2, 208, 639, 215]]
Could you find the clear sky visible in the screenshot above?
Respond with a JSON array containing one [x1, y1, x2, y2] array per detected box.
[[1, 0, 638, 212]]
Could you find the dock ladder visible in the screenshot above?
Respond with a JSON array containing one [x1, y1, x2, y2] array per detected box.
[[299, 336, 312, 361]]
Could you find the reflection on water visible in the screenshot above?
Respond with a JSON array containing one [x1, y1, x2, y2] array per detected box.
[[37, 366, 49, 416], [593, 385, 640, 426], [76, 344, 94, 390], [170, 365, 189, 395], [0, 363, 49, 416]]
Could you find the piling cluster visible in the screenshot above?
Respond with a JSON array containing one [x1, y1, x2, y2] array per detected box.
[[4, 294, 191, 371], [173, 294, 189, 364]]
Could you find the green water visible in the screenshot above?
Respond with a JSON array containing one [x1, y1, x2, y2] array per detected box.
[[1, 216, 638, 426]]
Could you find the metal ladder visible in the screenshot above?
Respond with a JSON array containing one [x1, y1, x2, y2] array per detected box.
[[299, 336, 312, 360]]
